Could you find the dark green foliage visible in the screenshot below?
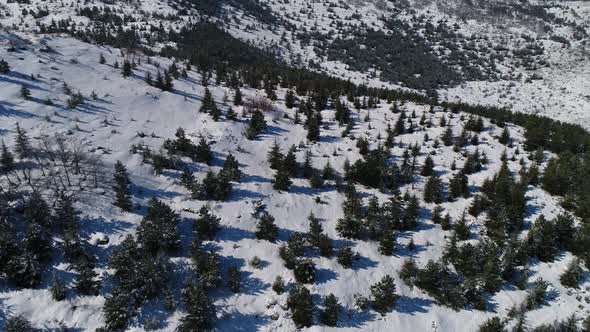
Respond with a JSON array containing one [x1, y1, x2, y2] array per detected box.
[[190, 241, 221, 289], [478, 317, 507, 332], [51, 274, 66, 301], [20, 85, 31, 100], [246, 110, 267, 140], [336, 215, 362, 239], [194, 136, 213, 165], [5, 315, 36, 332], [287, 284, 314, 328], [200, 87, 219, 119], [424, 175, 444, 203], [75, 264, 101, 296], [449, 171, 469, 200], [293, 258, 315, 284], [14, 123, 31, 160], [113, 161, 133, 211], [272, 276, 285, 294], [137, 198, 180, 255], [320, 294, 340, 327], [370, 275, 399, 316], [0, 141, 15, 174], [337, 245, 354, 268], [122, 60, 132, 77], [0, 59, 10, 73], [421, 155, 435, 176], [195, 206, 221, 240], [379, 233, 396, 256], [178, 280, 216, 332], [272, 167, 292, 191], [526, 278, 549, 310], [560, 258, 583, 288], [255, 213, 278, 242], [499, 127, 511, 145], [227, 264, 241, 293], [193, 170, 233, 201], [103, 287, 134, 330], [526, 214, 558, 262]]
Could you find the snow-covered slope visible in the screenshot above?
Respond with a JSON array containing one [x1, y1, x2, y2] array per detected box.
[[0, 31, 587, 331]]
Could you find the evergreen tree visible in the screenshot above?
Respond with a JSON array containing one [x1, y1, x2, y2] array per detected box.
[[255, 213, 279, 242], [449, 171, 469, 200], [233, 88, 243, 106], [227, 264, 241, 293], [4, 315, 35, 332], [320, 294, 340, 327], [423, 175, 444, 204], [272, 276, 285, 294], [454, 213, 470, 241], [122, 60, 132, 77], [285, 89, 296, 109], [337, 245, 354, 268], [287, 284, 314, 328], [499, 127, 511, 145], [219, 153, 241, 182], [526, 214, 558, 262], [54, 192, 80, 236], [178, 280, 216, 332], [14, 123, 32, 159], [478, 317, 507, 332], [0, 140, 15, 174], [0, 58, 10, 73], [283, 145, 298, 176], [20, 85, 31, 100], [371, 275, 399, 316], [200, 87, 218, 115], [51, 274, 66, 301], [307, 112, 320, 142], [379, 232, 396, 256], [336, 215, 362, 239], [442, 127, 454, 146], [267, 141, 284, 169], [293, 258, 315, 284], [181, 167, 195, 189], [137, 198, 180, 255], [194, 136, 213, 165], [272, 167, 292, 191], [246, 110, 267, 140], [103, 287, 134, 330], [421, 155, 435, 176], [75, 264, 101, 296], [113, 161, 133, 211], [307, 212, 323, 247], [195, 206, 221, 240], [560, 258, 583, 288]]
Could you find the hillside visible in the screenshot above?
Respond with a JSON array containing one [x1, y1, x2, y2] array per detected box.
[[1, 1, 590, 331]]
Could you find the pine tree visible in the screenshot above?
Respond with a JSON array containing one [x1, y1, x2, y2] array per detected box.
[[306, 112, 320, 142], [4, 315, 34, 332], [371, 275, 399, 316], [283, 145, 298, 176], [178, 280, 216, 332], [449, 171, 469, 200], [293, 259, 315, 284], [454, 213, 470, 241], [54, 192, 80, 236], [14, 123, 32, 159], [336, 215, 362, 239], [99, 53, 106, 64], [233, 88, 243, 106], [272, 276, 285, 294], [442, 127, 454, 146], [194, 136, 213, 165], [255, 213, 278, 242], [320, 294, 340, 327], [267, 141, 283, 169], [287, 284, 314, 328], [423, 175, 444, 204], [285, 89, 296, 108], [200, 87, 218, 115], [195, 205, 220, 240], [478, 317, 507, 332], [137, 198, 180, 255], [219, 153, 241, 182], [0, 58, 10, 73], [421, 155, 435, 176], [227, 264, 241, 293], [0, 140, 15, 174], [246, 110, 267, 140], [560, 258, 583, 288], [122, 60, 132, 77], [272, 167, 292, 191], [51, 274, 66, 301], [20, 85, 31, 100], [499, 127, 511, 145], [379, 232, 395, 256], [103, 287, 133, 330], [307, 212, 323, 247], [75, 264, 101, 296], [337, 245, 354, 268], [113, 161, 133, 211]]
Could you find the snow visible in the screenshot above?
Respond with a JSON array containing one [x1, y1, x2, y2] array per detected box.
[[0, 30, 588, 331]]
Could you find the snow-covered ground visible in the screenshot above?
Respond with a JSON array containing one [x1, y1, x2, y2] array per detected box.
[[0, 32, 588, 331]]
